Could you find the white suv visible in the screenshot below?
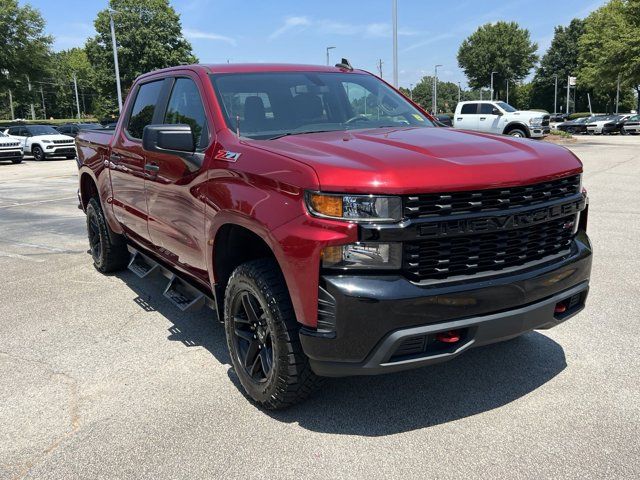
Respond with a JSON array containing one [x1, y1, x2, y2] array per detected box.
[[0, 131, 24, 164], [453, 101, 550, 138], [4, 125, 76, 161]]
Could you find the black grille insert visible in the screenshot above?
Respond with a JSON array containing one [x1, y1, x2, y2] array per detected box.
[[404, 175, 581, 218], [404, 215, 575, 281]]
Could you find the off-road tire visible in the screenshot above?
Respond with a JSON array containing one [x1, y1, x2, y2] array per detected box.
[[31, 145, 44, 161], [11, 158, 22, 164], [86, 197, 129, 273], [66, 155, 75, 159], [224, 259, 323, 409]]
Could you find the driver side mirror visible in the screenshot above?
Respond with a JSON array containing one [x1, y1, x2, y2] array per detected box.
[[492, 107, 503, 116], [142, 124, 195, 155]]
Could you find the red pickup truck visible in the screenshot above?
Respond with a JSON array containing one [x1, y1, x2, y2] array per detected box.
[[76, 62, 592, 409]]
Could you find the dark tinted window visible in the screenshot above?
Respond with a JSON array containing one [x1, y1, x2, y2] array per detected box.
[[461, 103, 478, 114], [127, 80, 163, 139], [164, 78, 208, 148], [7, 127, 21, 135], [479, 103, 495, 114]]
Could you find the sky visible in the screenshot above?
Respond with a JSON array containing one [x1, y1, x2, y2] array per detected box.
[[24, 0, 607, 88]]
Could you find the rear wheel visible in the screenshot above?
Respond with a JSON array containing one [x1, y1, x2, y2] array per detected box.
[[566, 127, 576, 134], [507, 128, 527, 138], [86, 197, 129, 273], [31, 145, 44, 161], [621, 127, 628, 135], [224, 259, 322, 409]]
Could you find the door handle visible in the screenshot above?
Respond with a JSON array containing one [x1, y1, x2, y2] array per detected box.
[[456, 117, 463, 121], [480, 117, 486, 120], [144, 163, 160, 173]]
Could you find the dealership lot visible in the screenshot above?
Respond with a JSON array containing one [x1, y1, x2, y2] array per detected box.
[[1, 136, 639, 479]]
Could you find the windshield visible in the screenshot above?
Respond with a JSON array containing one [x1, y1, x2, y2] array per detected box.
[[26, 125, 60, 136], [210, 71, 434, 140], [495, 101, 517, 113]]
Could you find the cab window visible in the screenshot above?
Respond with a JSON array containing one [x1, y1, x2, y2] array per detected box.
[[127, 80, 163, 139], [479, 104, 495, 115], [164, 78, 209, 149], [461, 103, 478, 114]]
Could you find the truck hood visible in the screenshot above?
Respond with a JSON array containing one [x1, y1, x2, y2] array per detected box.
[[251, 127, 582, 194], [31, 134, 74, 142], [506, 110, 548, 119]]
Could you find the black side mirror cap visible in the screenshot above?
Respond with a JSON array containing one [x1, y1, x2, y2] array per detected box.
[[142, 124, 195, 154], [492, 108, 503, 116]]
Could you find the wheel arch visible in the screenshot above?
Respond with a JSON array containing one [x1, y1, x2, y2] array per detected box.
[[502, 122, 530, 137]]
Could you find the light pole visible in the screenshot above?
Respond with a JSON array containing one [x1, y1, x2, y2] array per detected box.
[[458, 82, 461, 103], [616, 74, 620, 114], [325, 46, 336, 66], [490, 71, 497, 101], [409, 83, 413, 100], [109, 9, 123, 113], [433, 64, 442, 114], [505, 79, 509, 103], [1, 69, 13, 120], [392, 0, 398, 87], [553, 74, 558, 114]]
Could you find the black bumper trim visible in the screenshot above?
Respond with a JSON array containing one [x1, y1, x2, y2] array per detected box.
[[308, 281, 588, 377]]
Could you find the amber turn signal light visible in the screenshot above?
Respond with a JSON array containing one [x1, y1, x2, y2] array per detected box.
[[308, 193, 343, 218]]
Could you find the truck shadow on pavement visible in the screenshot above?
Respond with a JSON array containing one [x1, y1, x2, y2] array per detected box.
[[116, 270, 566, 436]]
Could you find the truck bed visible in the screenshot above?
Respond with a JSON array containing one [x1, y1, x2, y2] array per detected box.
[[76, 129, 114, 167]]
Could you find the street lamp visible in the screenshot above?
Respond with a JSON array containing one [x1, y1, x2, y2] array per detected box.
[[409, 83, 413, 101], [433, 64, 442, 114], [392, 0, 398, 87], [490, 71, 497, 101], [1, 69, 13, 120], [325, 46, 336, 66], [457, 82, 461, 103], [553, 74, 558, 114], [109, 9, 123, 113]]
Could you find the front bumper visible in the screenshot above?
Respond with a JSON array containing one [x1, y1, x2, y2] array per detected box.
[[301, 231, 592, 377], [43, 145, 76, 157], [0, 150, 23, 160], [530, 126, 550, 138]]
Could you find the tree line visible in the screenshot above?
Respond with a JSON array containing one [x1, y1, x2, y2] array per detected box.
[[408, 1, 639, 115], [1, 0, 638, 120]]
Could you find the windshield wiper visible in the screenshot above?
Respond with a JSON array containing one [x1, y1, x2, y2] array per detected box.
[[268, 129, 338, 140]]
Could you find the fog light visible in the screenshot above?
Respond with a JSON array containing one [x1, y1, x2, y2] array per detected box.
[[322, 243, 402, 270]]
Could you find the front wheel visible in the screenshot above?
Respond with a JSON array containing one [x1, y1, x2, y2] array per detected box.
[[224, 259, 322, 409], [11, 158, 23, 164], [31, 145, 44, 161], [620, 127, 628, 136], [86, 198, 129, 273], [507, 129, 527, 138]]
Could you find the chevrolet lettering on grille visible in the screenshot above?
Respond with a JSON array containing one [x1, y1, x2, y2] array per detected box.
[[418, 199, 584, 237]]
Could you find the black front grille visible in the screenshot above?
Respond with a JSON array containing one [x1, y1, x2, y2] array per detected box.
[[0, 150, 21, 158], [541, 115, 550, 126], [0, 142, 20, 148], [404, 175, 580, 218], [53, 139, 73, 145], [403, 215, 575, 281]]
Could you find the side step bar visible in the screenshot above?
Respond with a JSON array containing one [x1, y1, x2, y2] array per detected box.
[[127, 247, 216, 313]]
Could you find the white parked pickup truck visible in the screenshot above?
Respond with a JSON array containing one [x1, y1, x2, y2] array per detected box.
[[3, 125, 76, 161], [453, 101, 550, 138], [0, 131, 24, 164]]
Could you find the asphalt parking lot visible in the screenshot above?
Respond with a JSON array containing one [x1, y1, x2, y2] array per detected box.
[[1, 136, 639, 480]]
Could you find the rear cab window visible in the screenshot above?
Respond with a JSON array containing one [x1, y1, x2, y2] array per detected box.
[[461, 103, 478, 114], [126, 80, 164, 139]]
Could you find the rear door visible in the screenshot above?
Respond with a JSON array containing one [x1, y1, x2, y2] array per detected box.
[[455, 103, 480, 131], [144, 75, 210, 281], [110, 78, 166, 245], [477, 103, 502, 133]]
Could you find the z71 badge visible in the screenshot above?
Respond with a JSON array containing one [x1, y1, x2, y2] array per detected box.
[[214, 150, 241, 162]]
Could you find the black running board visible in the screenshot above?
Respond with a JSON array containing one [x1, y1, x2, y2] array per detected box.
[[127, 247, 216, 313]]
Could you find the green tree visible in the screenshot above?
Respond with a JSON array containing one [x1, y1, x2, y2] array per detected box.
[[578, 0, 640, 112], [401, 77, 467, 114], [0, 0, 52, 118], [531, 19, 585, 113], [44, 48, 98, 118], [457, 22, 538, 100], [85, 0, 197, 117]]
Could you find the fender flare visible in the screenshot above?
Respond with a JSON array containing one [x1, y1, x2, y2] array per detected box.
[[502, 122, 530, 137]]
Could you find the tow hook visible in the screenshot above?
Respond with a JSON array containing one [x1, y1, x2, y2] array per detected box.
[[435, 330, 461, 343]]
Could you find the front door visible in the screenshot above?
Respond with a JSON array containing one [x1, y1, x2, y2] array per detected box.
[[477, 103, 502, 133], [110, 79, 165, 245], [144, 76, 210, 282]]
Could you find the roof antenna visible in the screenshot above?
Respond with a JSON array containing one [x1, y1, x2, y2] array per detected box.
[[335, 58, 353, 71]]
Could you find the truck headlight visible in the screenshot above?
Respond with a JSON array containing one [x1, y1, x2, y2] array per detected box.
[[529, 117, 543, 126], [322, 242, 402, 270], [42, 139, 52, 143], [305, 192, 402, 223]]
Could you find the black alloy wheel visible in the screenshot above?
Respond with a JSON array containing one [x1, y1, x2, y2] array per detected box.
[[230, 290, 274, 383], [32, 145, 44, 161]]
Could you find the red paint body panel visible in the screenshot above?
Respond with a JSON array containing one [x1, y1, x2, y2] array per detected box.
[[76, 63, 583, 328]]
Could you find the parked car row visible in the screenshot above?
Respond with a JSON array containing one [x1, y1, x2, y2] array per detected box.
[[452, 101, 550, 138], [556, 114, 639, 135]]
